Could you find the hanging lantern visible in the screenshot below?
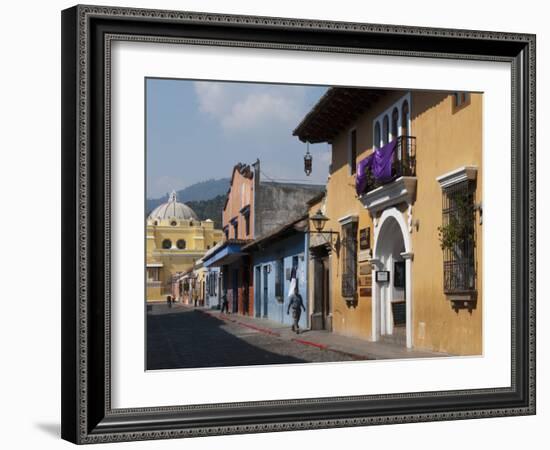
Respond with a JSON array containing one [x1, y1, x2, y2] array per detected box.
[[304, 142, 312, 176], [310, 209, 329, 232]]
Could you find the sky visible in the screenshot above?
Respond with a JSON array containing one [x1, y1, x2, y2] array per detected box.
[[146, 79, 330, 198]]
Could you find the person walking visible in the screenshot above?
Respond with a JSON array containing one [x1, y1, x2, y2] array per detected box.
[[166, 295, 172, 308], [220, 292, 229, 314], [287, 285, 306, 334]]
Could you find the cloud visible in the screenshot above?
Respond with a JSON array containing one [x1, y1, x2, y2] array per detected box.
[[194, 82, 228, 116], [223, 92, 302, 131], [194, 82, 307, 133]]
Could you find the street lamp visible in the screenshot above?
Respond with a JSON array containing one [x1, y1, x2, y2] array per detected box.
[[304, 143, 312, 176], [310, 209, 329, 232], [307, 209, 339, 251]]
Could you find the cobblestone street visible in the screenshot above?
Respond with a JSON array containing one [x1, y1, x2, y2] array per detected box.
[[146, 303, 357, 369], [147, 303, 445, 370]]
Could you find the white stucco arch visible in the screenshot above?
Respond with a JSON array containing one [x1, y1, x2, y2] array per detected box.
[[374, 207, 412, 256], [372, 206, 414, 348]]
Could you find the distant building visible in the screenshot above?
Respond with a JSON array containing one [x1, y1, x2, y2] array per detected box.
[[294, 88, 482, 355], [146, 191, 223, 302], [202, 160, 323, 316]]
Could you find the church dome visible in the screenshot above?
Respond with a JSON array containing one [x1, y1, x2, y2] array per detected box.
[[148, 191, 198, 221]]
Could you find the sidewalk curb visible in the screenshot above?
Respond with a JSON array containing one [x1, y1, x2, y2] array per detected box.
[[197, 308, 368, 361], [198, 309, 281, 336]]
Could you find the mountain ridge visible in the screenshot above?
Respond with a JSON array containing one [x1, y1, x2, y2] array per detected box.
[[147, 178, 230, 215]]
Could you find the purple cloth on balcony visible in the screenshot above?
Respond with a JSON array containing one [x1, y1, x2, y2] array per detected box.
[[355, 139, 398, 195], [355, 153, 373, 195]]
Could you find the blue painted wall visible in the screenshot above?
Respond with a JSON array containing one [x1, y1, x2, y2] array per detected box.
[[251, 233, 308, 329]]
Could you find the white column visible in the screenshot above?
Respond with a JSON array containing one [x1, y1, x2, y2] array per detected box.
[[401, 252, 414, 349], [370, 258, 382, 342], [371, 267, 378, 341], [386, 255, 393, 336]]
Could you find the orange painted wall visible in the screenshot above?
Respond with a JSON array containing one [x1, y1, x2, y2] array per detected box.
[[223, 167, 254, 240]]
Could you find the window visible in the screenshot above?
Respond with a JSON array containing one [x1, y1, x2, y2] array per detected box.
[[170, 220, 177, 226], [223, 227, 229, 240], [274, 258, 284, 300], [341, 221, 358, 298], [207, 273, 216, 296], [244, 212, 250, 236], [162, 239, 172, 249], [453, 92, 471, 110], [349, 129, 357, 175], [401, 100, 410, 137], [291, 255, 299, 281], [176, 239, 186, 249], [391, 108, 399, 140], [232, 220, 238, 239], [382, 115, 389, 145], [374, 122, 380, 149], [439, 180, 476, 294], [147, 267, 160, 282]]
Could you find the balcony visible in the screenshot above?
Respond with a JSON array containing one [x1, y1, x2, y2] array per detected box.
[[358, 136, 417, 215]]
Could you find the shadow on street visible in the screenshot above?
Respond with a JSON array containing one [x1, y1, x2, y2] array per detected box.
[[147, 306, 307, 370]]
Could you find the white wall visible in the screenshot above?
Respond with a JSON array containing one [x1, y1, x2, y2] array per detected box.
[[0, 0, 545, 449]]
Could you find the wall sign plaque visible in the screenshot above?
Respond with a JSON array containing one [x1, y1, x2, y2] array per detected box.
[[359, 227, 370, 250], [360, 287, 372, 297], [376, 271, 390, 282], [359, 264, 372, 276]]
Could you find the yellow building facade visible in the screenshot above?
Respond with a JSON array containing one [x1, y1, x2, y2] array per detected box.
[[296, 89, 482, 356], [146, 191, 224, 302]]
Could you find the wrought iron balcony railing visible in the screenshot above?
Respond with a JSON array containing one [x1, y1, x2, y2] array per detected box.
[[365, 135, 416, 192]]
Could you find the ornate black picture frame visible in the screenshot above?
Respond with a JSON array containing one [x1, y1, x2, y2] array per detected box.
[[61, 4, 536, 444]]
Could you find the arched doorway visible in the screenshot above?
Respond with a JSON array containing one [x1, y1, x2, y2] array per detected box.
[[372, 208, 413, 348]]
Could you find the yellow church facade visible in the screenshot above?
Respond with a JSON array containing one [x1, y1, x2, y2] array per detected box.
[[146, 191, 224, 302]]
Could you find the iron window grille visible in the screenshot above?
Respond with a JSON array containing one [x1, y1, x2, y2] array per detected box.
[[440, 180, 476, 294], [341, 221, 358, 298]]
